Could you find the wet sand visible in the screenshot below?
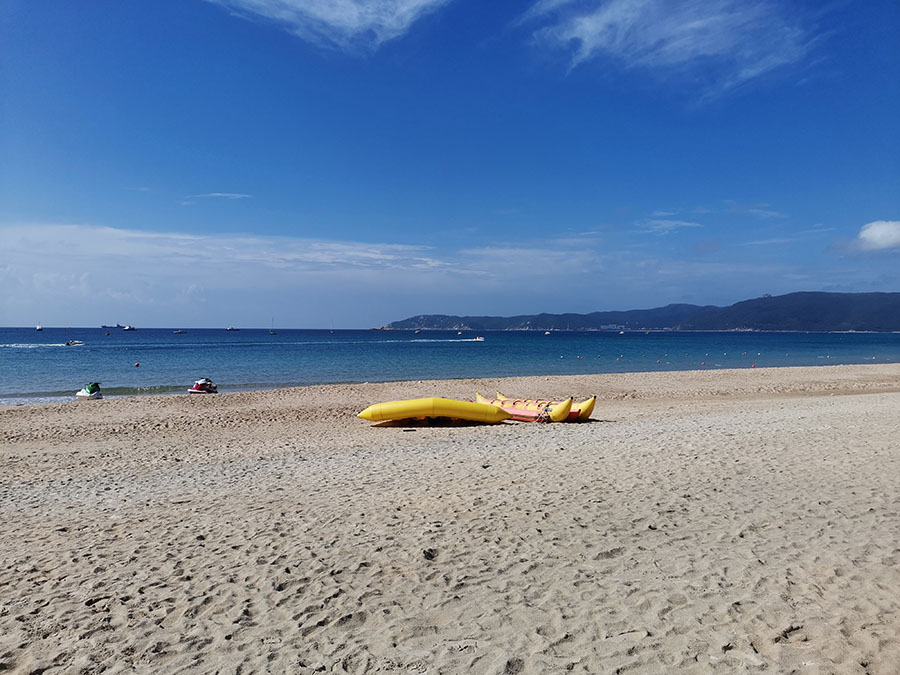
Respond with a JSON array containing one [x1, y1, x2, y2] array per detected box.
[[2, 364, 899, 674]]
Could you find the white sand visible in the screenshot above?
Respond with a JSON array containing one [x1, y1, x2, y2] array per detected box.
[[1, 364, 899, 674]]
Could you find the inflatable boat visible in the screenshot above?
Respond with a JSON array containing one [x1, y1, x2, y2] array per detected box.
[[475, 393, 572, 422], [496, 391, 595, 421], [358, 397, 510, 423], [494, 392, 595, 421]]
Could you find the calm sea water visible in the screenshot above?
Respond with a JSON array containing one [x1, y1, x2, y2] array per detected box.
[[2, 326, 899, 405]]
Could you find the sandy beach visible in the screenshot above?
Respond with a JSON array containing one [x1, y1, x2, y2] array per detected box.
[[2, 364, 899, 674]]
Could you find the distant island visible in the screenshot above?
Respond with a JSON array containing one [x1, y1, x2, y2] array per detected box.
[[382, 291, 900, 332]]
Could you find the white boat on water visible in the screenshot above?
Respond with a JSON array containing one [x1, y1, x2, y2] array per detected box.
[[36, 324, 43, 331], [123, 325, 136, 331]]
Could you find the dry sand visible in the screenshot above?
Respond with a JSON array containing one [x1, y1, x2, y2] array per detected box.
[[1, 364, 899, 674]]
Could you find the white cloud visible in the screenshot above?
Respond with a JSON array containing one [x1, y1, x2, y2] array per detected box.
[[209, 0, 451, 52], [0, 224, 454, 299], [3, 221, 897, 326], [0, 223, 472, 326], [0, 223, 615, 324], [527, 0, 815, 96], [856, 220, 900, 251]]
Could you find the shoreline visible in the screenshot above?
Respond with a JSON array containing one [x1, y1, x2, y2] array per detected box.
[[2, 364, 900, 673], [3, 361, 900, 408]]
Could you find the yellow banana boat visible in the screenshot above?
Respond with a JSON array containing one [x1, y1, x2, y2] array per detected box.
[[358, 397, 511, 423], [475, 393, 572, 422], [496, 391, 595, 421]]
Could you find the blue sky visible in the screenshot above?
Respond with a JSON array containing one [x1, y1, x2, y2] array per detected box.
[[1, 0, 898, 328]]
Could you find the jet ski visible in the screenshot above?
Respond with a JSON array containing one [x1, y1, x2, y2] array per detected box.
[[76, 382, 102, 399], [188, 377, 218, 394], [65, 340, 84, 346]]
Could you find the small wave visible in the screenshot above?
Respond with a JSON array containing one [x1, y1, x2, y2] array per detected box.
[[0, 343, 69, 349], [0, 383, 188, 402], [0, 395, 72, 406], [95, 384, 187, 397], [388, 338, 483, 344]]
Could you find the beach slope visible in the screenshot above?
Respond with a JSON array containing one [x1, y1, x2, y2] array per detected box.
[[2, 365, 899, 673]]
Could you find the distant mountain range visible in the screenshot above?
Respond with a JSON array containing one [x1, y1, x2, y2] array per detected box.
[[383, 292, 900, 332]]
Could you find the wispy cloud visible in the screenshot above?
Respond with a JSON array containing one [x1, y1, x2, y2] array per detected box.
[[208, 0, 451, 52], [661, 202, 790, 220], [187, 192, 253, 199], [742, 225, 835, 247], [640, 218, 703, 234], [181, 192, 253, 206], [726, 201, 788, 219], [796, 226, 835, 236], [745, 207, 787, 219], [1, 224, 445, 275], [742, 237, 799, 247], [855, 220, 900, 251], [525, 0, 817, 97], [459, 238, 606, 279]]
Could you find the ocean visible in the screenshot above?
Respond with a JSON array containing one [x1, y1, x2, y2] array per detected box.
[[2, 326, 900, 405]]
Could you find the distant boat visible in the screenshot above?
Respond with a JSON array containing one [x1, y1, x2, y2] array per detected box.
[[226, 326, 239, 331], [123, 325, 136, 331], [65, 340, 84, 346], [474, 336, 485, 341], [173, 329, 187, 334], [101, 324, 124, 329], [36, 323, 42, 331]]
